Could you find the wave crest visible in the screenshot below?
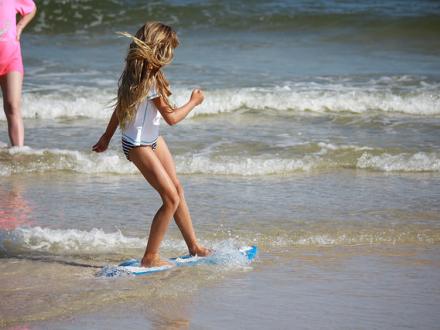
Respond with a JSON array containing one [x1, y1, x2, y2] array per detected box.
[[1, 226, 438, 258], [357, 152, 440, 172], [1, 78, 438, 121], [0, 227, 145, 256], [1, 144, 439, 176]]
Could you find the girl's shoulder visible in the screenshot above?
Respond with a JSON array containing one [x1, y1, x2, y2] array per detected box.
[[147, 80, 160, 100]]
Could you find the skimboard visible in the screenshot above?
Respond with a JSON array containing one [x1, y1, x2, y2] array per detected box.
[[98, 245, 258, 277]]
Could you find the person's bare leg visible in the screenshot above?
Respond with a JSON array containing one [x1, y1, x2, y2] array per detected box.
[[129, 146, 181, 267], [155, 136, 211, 256], [0, 72, 24, 146]]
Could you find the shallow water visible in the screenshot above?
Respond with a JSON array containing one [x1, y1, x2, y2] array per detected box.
[[1, 172, 440, 328], [2, 245, 440, 329], [1, 0, 440, 328]]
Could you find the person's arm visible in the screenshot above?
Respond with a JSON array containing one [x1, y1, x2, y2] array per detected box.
[[16, 6, 37, 41], [154, 89, 204, 126], [92, 110, 119, 152]]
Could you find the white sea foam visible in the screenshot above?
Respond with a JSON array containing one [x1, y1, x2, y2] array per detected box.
[[0, 226, 244, 258], [1, 145, 439, 176], [270, 231, 439, 247], [1, 226, 437, 258], [0, 147, 136, 176], [183, 85, 440, 116], [1, 79, 438, 121], [0, 148, 316, 176], [357, 152, 440, 172], [174, 155, 316, 175], [0, 226, 146, 255], [18, 88, 115, 120]]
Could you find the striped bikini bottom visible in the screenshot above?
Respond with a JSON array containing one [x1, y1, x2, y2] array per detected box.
[[121, 138, 157, 161]]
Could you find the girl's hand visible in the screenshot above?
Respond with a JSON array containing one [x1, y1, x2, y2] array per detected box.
[[190, 89, 204, 106], [92, 134, 110, 153]]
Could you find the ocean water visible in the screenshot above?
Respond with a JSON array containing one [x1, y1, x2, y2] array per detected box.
[[1, 1, 440, 329]]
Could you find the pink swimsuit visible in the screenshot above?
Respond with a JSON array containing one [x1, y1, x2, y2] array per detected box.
[[0, 0, 35, 76]]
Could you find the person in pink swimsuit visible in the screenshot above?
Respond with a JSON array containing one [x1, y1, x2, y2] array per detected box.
[[0, 0, 36, 146]]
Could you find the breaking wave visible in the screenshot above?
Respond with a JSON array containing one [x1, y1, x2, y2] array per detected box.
[[0, 143, 439, 176], [1, 76, 439, 122], [1, 225, 438, 258]]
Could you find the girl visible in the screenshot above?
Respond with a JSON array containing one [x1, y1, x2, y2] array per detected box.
[[0, 0, 36, 146], [93, 22, 210, 268]]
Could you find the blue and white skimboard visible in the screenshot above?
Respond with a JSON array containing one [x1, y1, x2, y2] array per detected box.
[[98, 246, 258, 277]]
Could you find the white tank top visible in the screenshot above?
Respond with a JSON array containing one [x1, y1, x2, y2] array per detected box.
[[121, 84, 162, 145]]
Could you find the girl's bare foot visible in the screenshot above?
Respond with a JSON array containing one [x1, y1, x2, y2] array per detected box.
[[141, 254, 173, 268], [189, 244, 212, 257]]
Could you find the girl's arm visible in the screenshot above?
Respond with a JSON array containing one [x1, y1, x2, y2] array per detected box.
[[154, 89, 204, 126], [92, 110, 119, 152], [16, 6, 37, 41]]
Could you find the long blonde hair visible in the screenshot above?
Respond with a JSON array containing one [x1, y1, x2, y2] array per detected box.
[[115, 22, 179, 129]]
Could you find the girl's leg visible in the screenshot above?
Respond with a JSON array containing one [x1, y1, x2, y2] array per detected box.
[[129, 146, 181, 267], [155, 136, 211, 256], [0, 72, 24, 146]]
